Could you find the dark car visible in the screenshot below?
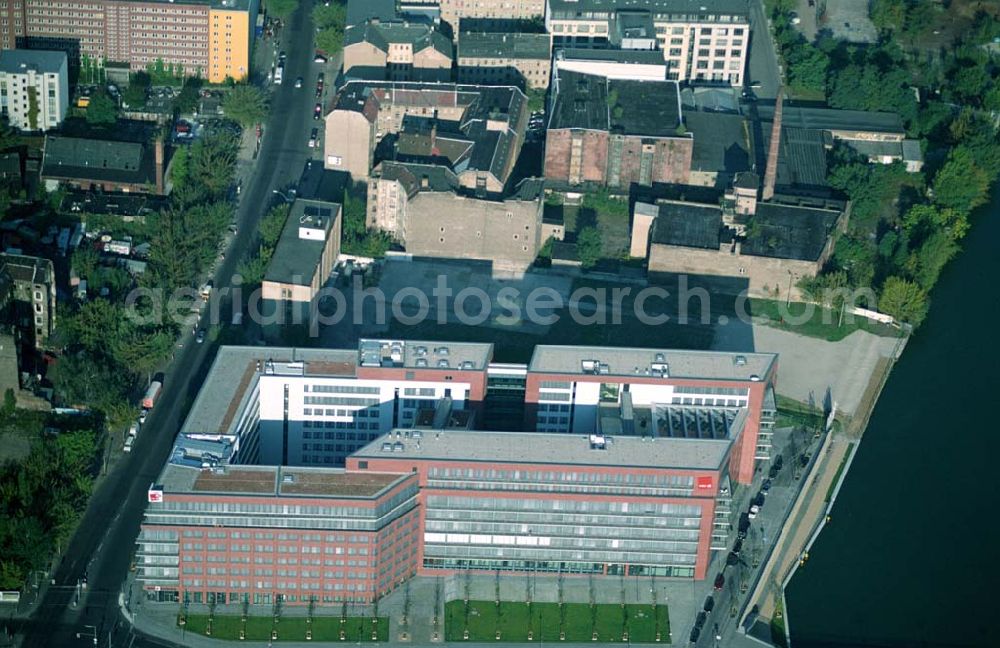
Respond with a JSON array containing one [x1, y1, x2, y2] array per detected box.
[[753, 492, 766, 507], [195, 329, 206, 344], [738, 513, 750, 533], [799, 453, 810, 467], [703, 596, 715, 612], [314, 103, 323, 119], [737, 528, 747, 541], [742, 605, 760, 633], [774, 455, 784, 470], [689, 626, 701, 643], [714, 573, 725, 590], [769, 465, 779, 479], [732, 538, 743, 555], [695, 611, 707, 630], [762, 478, 772, 492], [727, 551, 740, 566]]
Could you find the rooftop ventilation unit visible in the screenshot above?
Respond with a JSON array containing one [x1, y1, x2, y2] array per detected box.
[[589, 434, 607, 450], [282, 474, 295, 484], [412, 430, 423, 439], [650, 362, 669, 377], [654, 353, 666, 363], [460, 360, 474, 370], [437, 359, 450, 368], [581, 359, 599, 374], [435, 346, 450, 356], [415, 346, 428, 356], [734, 355, 747, 366], [598, 363, 610, 375], [392, 442, 405, 452], [381, 442, 393, 452], [415, 358, 429, 368], [750, 374, 761, 382]]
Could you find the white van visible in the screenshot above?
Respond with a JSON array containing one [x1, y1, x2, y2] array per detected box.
[[124, 436, 135, 453], [128, 423, 139, 438]]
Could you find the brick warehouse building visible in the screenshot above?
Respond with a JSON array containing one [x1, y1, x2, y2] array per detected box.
[[136, 341, 776, 604], [0, 0, 259, 83]]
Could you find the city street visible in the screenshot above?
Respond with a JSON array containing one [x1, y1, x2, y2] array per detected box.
[[747, 0, 782, 99], [6, 1, 319, 647]]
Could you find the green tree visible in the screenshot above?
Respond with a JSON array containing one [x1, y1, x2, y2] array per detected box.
[[173, 133, 238, 205], [913, 231, 959, 290], [932, 146, 991, 213], [870, 0, 906, 31], [222, 84, 268, 128], [576, 227, 602, 269], [49, 352, 132, 411], [173, 76, 203, 114], [2, 389, 15, 416], [267, 0, 299, 20], [26, 87, 39, 130], [314, 2, 346, 53], [73, 245, 100, 280], [786, 44, 829, 93], [878, 276, 929, 326], [260, 204, 289, 248], [85, 89, 118, 126], [122, 84, 147, 110]]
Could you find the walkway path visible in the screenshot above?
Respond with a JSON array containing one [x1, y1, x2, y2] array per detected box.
[[749, 433, 849, 620]]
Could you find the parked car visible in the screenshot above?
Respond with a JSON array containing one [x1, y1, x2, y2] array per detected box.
[[308, 128, 319, 148], [195, 329, 206, 344], [762, 478, 772, 492], [138, 409, 147, 424], [748, 504, 760, 519], [714, 573, 725, 591], [124, 436, 135, 453], [753, 492, 766, 507], [314, 53, 327, 63], [314, 103, 322, 119], [703, 596, 715, 612], [726, 551, 740, 566], [294, 76, 303, 88]]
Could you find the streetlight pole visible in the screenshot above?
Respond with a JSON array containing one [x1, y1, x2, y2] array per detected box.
[[272, 189, 295, 203]]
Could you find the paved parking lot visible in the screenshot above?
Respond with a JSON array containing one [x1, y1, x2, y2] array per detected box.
[[817, 0, 877, 43]]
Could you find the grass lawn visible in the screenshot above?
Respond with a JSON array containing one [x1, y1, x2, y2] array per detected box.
[[775, 394, 826, 430], [444, 600, 669, 642], [749, 298, 901, 342], [180, 614, 388, 641]]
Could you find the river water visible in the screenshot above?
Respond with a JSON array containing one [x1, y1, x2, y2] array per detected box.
[[786, 191, 1000, 648]]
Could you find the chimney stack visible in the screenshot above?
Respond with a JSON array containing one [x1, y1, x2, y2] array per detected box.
[[154, 137, 165, 195], [761, 89, 783, 202]]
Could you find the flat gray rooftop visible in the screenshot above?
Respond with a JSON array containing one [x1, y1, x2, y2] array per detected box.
[[358, 339, 494, 371], [528, 345, 775, 382], [158, 463, 408, 499], [264, 199, 340, 287], [0, 49, 66, 74], [355, 429, 733, 471]]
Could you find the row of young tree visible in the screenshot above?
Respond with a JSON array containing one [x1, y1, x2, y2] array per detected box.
[[769, 3, 1000, 325]]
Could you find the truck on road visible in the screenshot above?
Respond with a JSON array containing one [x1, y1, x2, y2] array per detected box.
[[142, 380, 162, 409]]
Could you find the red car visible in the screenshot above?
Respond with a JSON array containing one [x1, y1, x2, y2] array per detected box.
[[714, 573, 725, 591]]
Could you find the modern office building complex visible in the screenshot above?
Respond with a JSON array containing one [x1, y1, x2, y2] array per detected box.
[[0, 49, 68, 131], [136, 341, 777, 604], [0, 0, 259, 83]]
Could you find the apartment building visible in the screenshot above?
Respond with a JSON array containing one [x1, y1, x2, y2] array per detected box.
[[0, 0, 258, 83], [324, 81, 528, 193], [546, 0, 750, 85], [544, 69, 693, 189], [260, 198, 342, 332], [0, 48, 67, 131], [0, 253, 56, 349], [343, 19, 453, 83], [135, 341, 777, 603], [457, 31, 552, 90], [367, 162, 549, 271], [437, 0, 545, 34]]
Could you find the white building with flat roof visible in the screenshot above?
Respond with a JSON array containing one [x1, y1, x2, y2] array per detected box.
[[0, 49, 68, 132]]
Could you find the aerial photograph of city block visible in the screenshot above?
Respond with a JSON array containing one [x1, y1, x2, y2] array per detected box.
[[0, 0, 997, 647]]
